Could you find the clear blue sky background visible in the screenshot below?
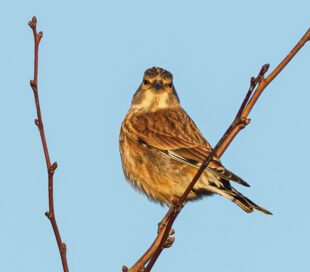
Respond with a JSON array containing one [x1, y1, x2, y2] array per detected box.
[[1, 1, 309, 271]]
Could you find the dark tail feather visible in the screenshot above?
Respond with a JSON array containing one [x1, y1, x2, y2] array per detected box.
[[214, 186, 272, 215], [243, 196, 273, 215], [231, 194, 254, 213], [231, 188, 272, 215], [229, 172, 250, 187], [208, 166, 250, 187]]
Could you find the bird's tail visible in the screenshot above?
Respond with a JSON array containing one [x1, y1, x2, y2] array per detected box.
[[214, 186, 272, 215]]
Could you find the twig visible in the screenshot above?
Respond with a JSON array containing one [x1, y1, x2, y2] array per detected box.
[[28, 16, 69, 272], [125, 27, 310, 272]]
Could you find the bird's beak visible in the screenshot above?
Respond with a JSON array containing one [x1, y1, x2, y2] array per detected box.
[[152, 81, 163, 90]]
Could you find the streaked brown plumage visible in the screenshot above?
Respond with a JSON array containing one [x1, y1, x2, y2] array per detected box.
[[119, 67, 271, 214]]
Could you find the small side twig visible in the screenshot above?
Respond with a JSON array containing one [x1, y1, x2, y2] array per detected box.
[[125, 27, 310, 272], [28, 16, 69, 272]]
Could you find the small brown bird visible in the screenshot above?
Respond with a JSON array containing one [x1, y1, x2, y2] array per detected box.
[[119, 67, 271, 214]]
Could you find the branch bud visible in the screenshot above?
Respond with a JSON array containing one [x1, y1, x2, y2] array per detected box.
[[30, 80, 36, 88], [261, 64, 270, 75], [45, 211, 51, 219], [51, 162, 58, 170], [250, 77, 256, 85], [28, 17, 37, 29], [48, 162, 58, 175], [240, 118, 251, 129], [38, 31, 43, 40]]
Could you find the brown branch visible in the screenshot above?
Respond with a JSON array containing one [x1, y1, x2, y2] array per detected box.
[[28, 16, 69, 272], [124, 27, 310, 272]]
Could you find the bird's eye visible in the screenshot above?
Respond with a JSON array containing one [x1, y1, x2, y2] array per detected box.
[[168, 82, 173, 88], [143, 80, 149, 85]]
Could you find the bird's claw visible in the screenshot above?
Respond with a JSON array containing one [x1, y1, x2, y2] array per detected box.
[[164, 231, 175, 248]]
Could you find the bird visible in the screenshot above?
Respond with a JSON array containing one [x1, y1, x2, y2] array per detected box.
[[119, 67, 271, 214]]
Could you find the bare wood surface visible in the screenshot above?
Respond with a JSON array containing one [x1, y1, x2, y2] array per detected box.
[[28, 16, 69, 272]]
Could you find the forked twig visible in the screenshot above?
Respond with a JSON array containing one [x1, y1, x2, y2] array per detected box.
[[124, 27, 310, 272], [28, 16, 69, 272]]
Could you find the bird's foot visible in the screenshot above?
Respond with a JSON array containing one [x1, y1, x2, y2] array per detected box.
[[164, 228, 175, 248]]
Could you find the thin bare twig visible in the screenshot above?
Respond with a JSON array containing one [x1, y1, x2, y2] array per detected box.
[[125, 27, 310, 272], [28, 16, 69, 272]]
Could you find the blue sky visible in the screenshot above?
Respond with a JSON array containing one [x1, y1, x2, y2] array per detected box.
[[1, 1, 310, 271]]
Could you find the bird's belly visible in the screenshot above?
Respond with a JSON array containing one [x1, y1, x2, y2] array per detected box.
[[120, 136, 215, 205]]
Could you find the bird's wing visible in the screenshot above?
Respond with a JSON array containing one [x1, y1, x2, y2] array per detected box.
[[129, 108, 249, 187]]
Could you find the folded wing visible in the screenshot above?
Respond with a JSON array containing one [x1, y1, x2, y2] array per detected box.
[[129, 108, 249, 187]]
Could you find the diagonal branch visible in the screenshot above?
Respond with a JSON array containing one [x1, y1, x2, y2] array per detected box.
[[124, 27, 310, 272], [28, 16, 69, 272]]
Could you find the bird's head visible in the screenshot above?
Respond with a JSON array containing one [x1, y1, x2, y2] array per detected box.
[[131, 67, 180, 111]]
